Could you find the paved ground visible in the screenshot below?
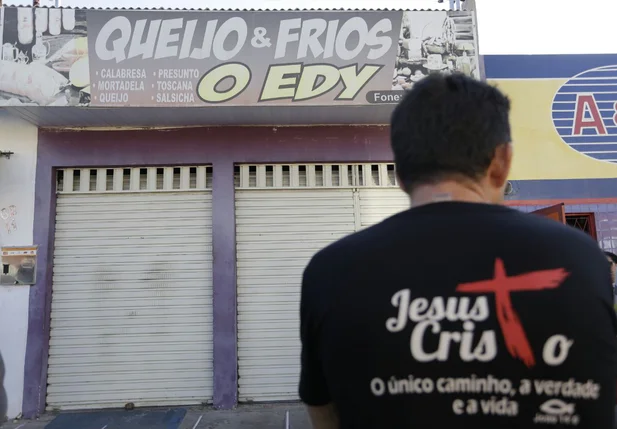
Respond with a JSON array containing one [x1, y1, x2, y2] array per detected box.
[[0, 404, 311, 429]]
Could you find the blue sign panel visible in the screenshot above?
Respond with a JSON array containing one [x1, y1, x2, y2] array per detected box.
[[552, 65, 617, 164]]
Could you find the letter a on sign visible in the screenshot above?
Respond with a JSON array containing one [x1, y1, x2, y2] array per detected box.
[[573, 94, 607, 135]]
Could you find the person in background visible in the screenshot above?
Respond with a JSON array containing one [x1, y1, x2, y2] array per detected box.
[[299, 73, 617, 429]]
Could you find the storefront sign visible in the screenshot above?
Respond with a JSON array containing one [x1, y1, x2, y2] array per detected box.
[[0, 7, 480, 107], [0, 245, 37, 285], [551, 65, 617, 165], [485, 54, 617, 180]]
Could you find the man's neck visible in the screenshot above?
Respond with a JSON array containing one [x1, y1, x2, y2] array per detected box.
[[409, 181, 493, 209]]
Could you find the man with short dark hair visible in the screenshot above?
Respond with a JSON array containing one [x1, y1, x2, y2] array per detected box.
[[299, 73, 617, 428]]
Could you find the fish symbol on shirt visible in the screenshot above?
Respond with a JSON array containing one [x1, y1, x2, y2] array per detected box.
[[540, 399, 576, 415]]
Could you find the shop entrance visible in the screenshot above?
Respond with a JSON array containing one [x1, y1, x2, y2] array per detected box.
[[47, 166, 215, 411], [234, 163, 409, 402]]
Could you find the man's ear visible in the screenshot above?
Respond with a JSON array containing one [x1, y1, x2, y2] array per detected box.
[[488, 143, 513, 189]]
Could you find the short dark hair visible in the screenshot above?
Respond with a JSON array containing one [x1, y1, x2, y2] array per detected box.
[[390, 73, 512, 192], [605, 251, 617, 264]]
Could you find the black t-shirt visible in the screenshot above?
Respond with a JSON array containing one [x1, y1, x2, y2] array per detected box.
[[299, 202, 617, 428]]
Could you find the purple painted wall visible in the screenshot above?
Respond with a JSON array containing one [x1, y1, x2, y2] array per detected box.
[[23, 126, 391, 418]]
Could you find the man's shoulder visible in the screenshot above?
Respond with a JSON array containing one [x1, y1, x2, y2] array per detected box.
[[508, 209, 600, 249], [491, 210, 610, 287], [492, 208, 607, 264], [306, 206, 605, 274]]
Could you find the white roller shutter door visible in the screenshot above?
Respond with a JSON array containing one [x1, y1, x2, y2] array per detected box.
[[235, 164, 408, 402], [358, 188, 409, 229], [236, 188, 356, 401], [47, 167, 214, 410]]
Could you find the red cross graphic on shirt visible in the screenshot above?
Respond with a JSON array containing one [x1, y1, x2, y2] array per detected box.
[[456, 258, 570, 368]]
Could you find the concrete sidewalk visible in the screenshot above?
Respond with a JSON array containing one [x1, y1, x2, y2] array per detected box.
[[0, 404, 311, 429]]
